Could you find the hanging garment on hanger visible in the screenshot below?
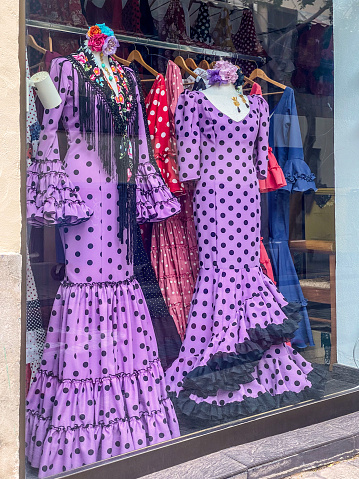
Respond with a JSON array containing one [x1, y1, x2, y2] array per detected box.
[[145, 74, 184, 196], [159, 0, 191, 44], [250, 82, 284, 285], [25, 49, 181, 477], [140, 0, 157, 37], [133, 224, 181, 369], [266, 87, 317, 348], [150, 63, 199, 339], [26, 52, 46, 394], [182, 67, 210, 90], [211, 8, 235, 50], [83, 0, 123, 31], [190, 3, 212, 45], [232, 9, 267, 76], [122, 0, 142, 34], [165, 89, 326, 424]]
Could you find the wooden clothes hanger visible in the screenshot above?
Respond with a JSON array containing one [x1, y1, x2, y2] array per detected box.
[[248, 68, 286, 90], [185, 57, 197, 70], [198, 59, 209, 70], [174, 56, 198, 78], [127, 49, 158, 77], [27, 35, 47, 55], [113, 54, 131, 67]]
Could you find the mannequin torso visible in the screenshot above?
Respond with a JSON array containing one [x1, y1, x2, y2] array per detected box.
[[204, 83, 249, 122]]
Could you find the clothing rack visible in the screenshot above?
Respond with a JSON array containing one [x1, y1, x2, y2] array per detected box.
[[26, 19, 266, 63]]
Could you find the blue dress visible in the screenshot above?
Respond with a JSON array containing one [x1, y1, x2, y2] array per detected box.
[[266, 87, 316, 348]]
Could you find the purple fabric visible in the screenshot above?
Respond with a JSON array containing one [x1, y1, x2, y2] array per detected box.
[[165, 90, 321, 417], [26, 57, 180, 477]]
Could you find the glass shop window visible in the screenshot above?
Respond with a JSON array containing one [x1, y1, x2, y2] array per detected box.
[[25, 0, 358, 477]]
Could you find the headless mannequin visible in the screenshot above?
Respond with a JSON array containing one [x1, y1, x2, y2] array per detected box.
[[204, 83, 249, 122], [85, 39, 118, 93]]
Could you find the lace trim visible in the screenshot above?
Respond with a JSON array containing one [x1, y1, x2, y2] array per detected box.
[[61, 276, 137, 287], [26, 397, 172, 430], [31, 359, 162, 384]]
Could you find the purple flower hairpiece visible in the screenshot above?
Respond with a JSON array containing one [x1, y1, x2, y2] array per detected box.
[[207, 60, 240, 86], [207, 69, 226, 86]]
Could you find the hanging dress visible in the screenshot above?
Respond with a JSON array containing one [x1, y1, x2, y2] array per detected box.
[[211, 8, 235, 51], [159, 0, 191, 44], [145, 74, 184, 196], [26, 52, 46, 394], [150, 62, 199, 339], [232, 9, 267, 76], [165, 90, 326, 423], [267, 87, 317, 348], [122, 0, 142, 35], [190, 3, 212, 46], [25, 47, 180, 477]]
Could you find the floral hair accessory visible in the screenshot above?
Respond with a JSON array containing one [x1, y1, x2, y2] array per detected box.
[[102, 36, 120, 56], [96, 23, 114, 37], [88, 33, 107, 52], [87, 25, 101, 38], [207, 60, 244, 88], [207, 69, 226, 86]]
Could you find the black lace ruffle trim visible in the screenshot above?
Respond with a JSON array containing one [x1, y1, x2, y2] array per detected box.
[[173, 365, 327, 425]]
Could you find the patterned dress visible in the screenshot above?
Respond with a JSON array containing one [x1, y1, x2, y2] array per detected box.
[[165, 90, 325, 423], [25, 48, 180, 477]]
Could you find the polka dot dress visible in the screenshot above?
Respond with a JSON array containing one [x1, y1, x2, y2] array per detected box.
[[165, 90, 326, 422], [190, 3, 212, 45], [145, 74, 184, 196], [232, 9, 267, 77], [25, 58, 180, 477]]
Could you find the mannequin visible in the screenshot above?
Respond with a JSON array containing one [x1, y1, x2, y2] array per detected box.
[[85, 39, 118, 92], [204, 82, 249, 122]]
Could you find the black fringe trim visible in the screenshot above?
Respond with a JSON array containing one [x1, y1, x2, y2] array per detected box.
[[173, 365, 327, 426]]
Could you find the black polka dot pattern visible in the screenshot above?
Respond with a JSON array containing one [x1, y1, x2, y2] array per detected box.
[[165, 90, 323, 421]]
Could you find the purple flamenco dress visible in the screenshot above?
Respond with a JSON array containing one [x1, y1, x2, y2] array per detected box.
[[25, 48, 180, 477], [165, 90, 326, 423]]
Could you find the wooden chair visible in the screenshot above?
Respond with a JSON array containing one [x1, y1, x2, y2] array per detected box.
[[289, 240, 336, 370]]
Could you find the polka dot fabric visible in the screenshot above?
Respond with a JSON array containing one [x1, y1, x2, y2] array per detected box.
[[165, 90, 326, 422], [145, 74, 184, 196], [25, 58, 180, 477], [190, 3, 212, 45]]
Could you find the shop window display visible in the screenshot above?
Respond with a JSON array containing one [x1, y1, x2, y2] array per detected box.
[[25, 1, 356, 477]]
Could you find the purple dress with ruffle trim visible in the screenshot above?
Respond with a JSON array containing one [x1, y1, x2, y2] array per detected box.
[[165, 90, 325, 423], [26, 57, 180, 477]]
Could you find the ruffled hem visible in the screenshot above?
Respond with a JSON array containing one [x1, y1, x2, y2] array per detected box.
[[259, 165, 287, 193], [136, 161, 181, 223], [173, 364, 327, 425], [27, 162, 93, 226], [281, 158, 317, 193], [178, 303, 301, 397], [26, 395, 179, 478]]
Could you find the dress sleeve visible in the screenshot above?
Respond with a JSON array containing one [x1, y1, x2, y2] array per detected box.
[[282, 90, 316, 192], [175, 90, 201, 182], [253, 95, 269, 180], [27, 58, 93, 227], [126, 67, 181, 223]]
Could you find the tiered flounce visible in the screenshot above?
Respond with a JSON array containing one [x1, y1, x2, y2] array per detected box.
[[136, 161, 181, 223], [26, 279, 180, 478], [165, 265, 326, 422], [27, 158, 93, 226], [281, 157, 317, 193]]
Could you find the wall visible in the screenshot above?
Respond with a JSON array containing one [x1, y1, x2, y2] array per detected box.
[[334, 0, 359, 368], [0, 0, 23, 477]]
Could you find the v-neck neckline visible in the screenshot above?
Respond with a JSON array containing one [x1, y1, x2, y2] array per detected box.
[[197, 90, 252, 124]]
